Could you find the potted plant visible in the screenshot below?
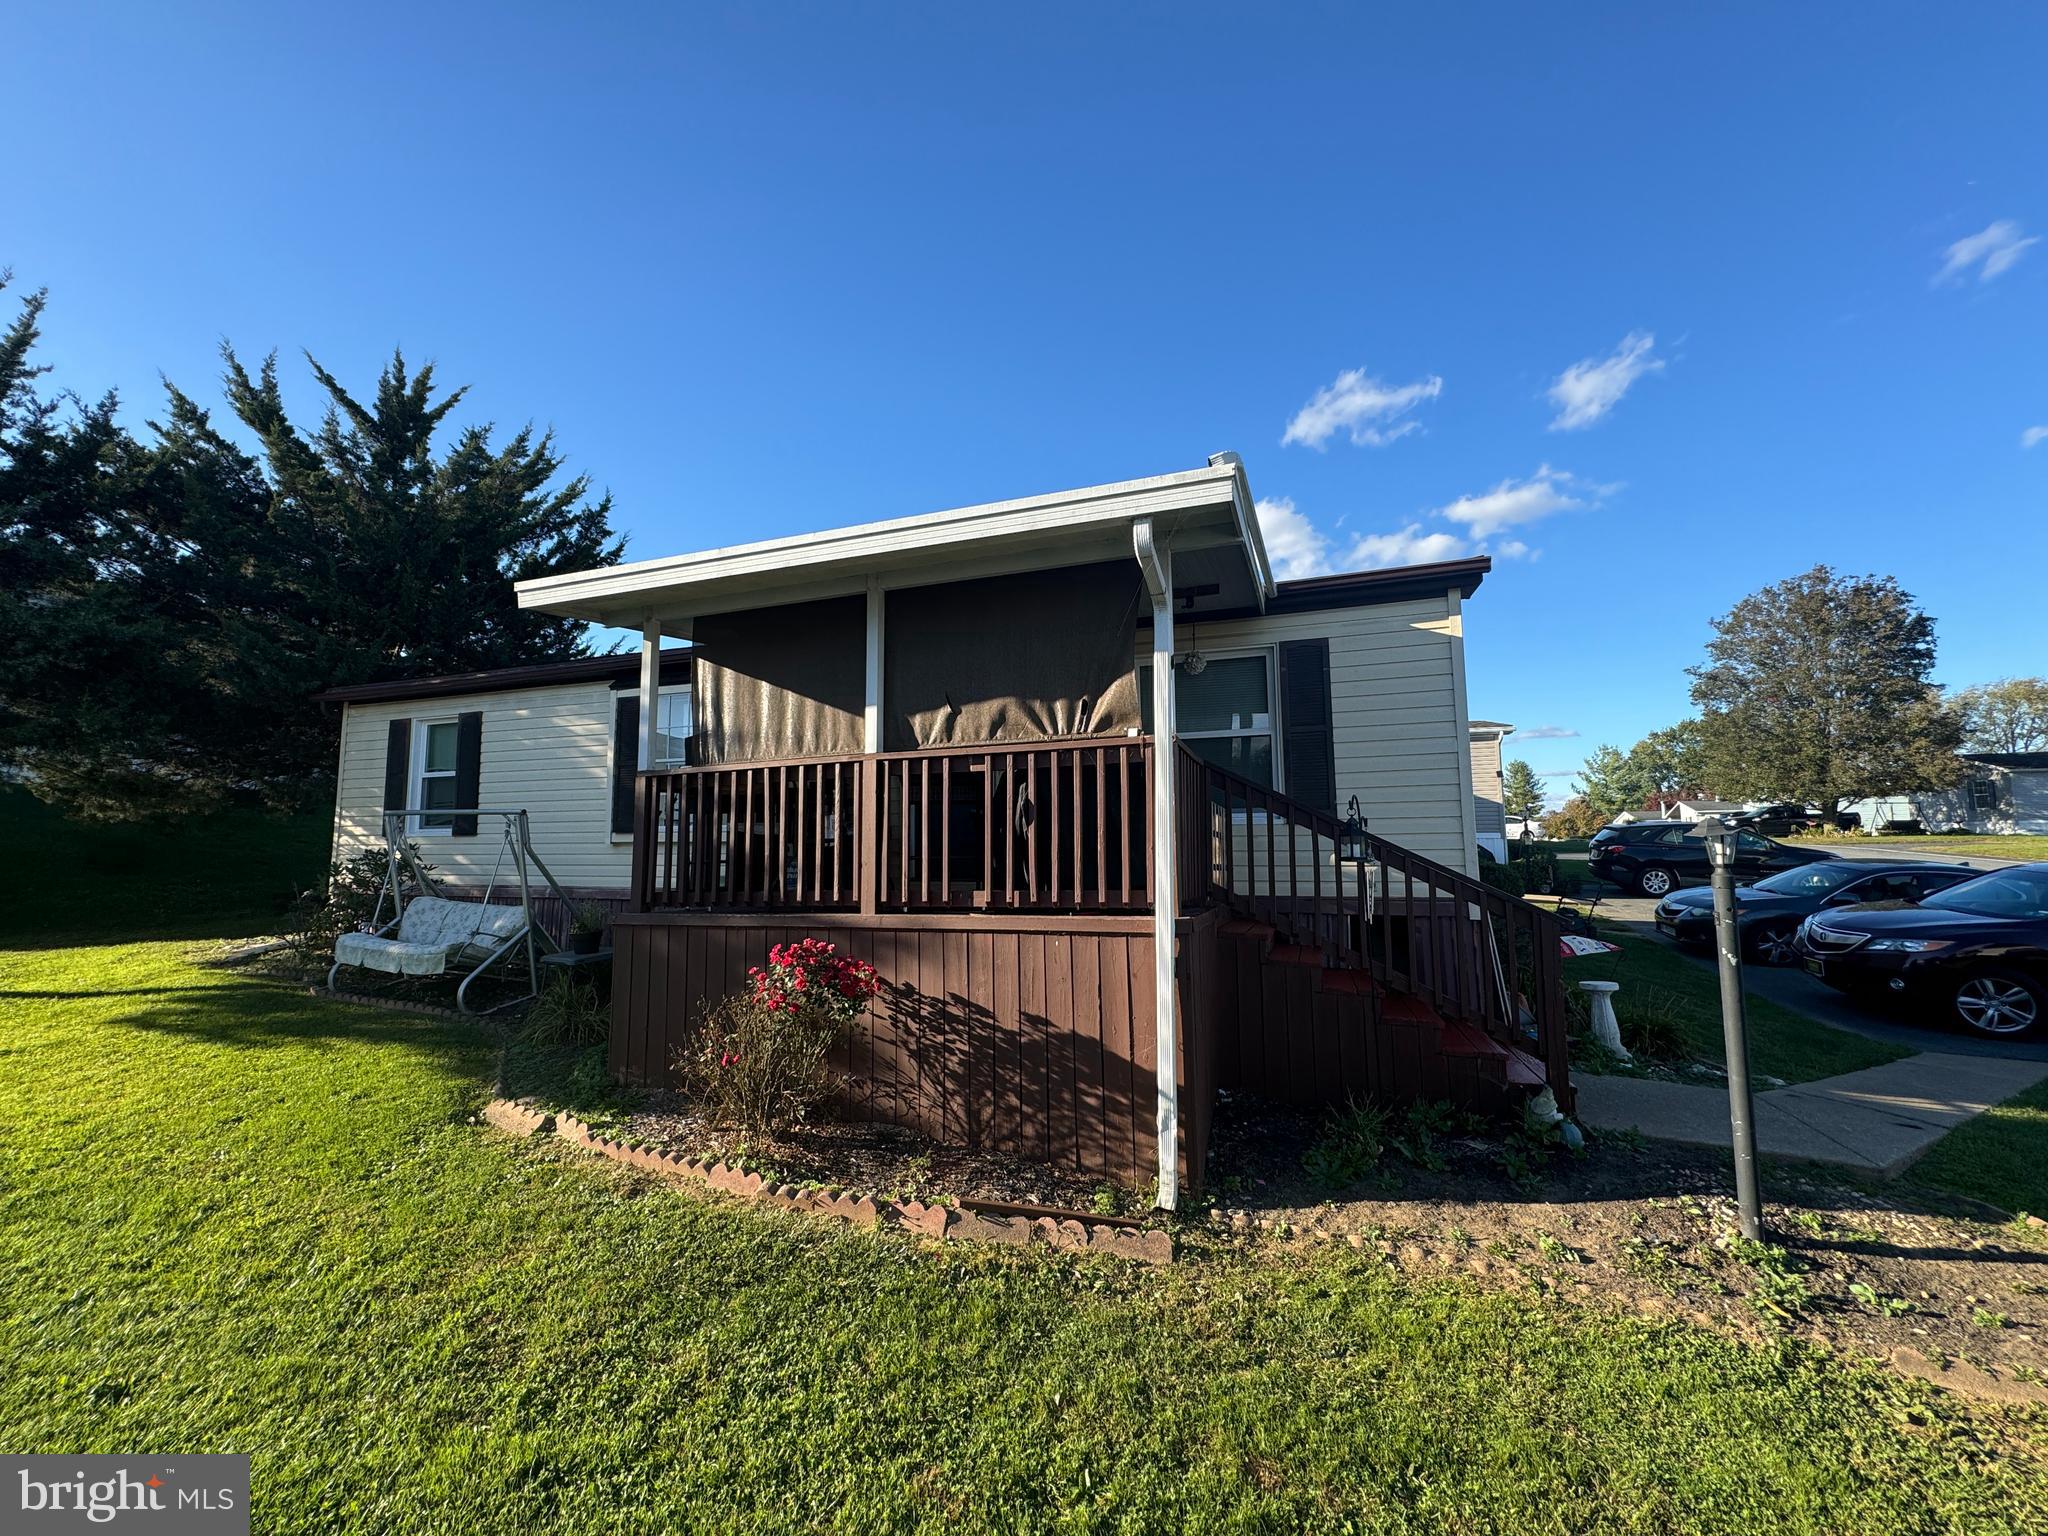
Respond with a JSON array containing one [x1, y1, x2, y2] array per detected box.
[[568, 902, 609, 955]]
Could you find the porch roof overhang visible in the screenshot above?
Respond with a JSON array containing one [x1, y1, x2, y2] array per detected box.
[[515, 457, 1274, 631]]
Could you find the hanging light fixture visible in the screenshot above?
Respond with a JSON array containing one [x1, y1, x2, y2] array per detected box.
[[1340, 795, 1367, 862]]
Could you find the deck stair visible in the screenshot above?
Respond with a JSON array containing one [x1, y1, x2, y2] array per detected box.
[[1191, 755, 1572, 1116]]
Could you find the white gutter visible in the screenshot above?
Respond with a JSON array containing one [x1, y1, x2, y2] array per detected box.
[[1132, 517, 1179, 1211]]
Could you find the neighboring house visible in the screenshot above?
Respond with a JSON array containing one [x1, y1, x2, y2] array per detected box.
[[1468, 719, 1514, 861], [1845, 754, 2048, 835], [1667, 799, 1743, 824], [325, 455, 1570, 1205], [319, 650, 691, 908]]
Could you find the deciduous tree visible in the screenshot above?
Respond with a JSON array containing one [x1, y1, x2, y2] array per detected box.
[[1688, 565, 1963, 815], [1954, 677, 2048, 755]]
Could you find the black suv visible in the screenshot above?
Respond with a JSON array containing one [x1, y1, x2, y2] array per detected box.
[[1587, 820, 1837, 899]]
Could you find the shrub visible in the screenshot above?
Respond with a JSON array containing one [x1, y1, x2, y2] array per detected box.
[[280, 844, 439, 965], [680, 939, 882, 1135], [522, 972, 609, 1046], [1479, 861, 1527, 896]]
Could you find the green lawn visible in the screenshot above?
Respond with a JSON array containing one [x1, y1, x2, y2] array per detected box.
[[0, 786, 329, 948], [1566, 930, 1911, 1084], [1910, 1076, 2048, 1219], [4, 941, 2043, 1532], [1785, 834, 2048, 862]]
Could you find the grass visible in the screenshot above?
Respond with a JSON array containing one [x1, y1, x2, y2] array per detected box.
[[0, 786, 329, 948], [1909, 1075, 2048, 1218], [1568, 930, 1910, 1084], [3, 941, 2045, 1532], [1784, 833, 2048, 862]]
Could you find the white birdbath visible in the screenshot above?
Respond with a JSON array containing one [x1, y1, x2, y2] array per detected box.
[[1579, 979, 1629, 1060]]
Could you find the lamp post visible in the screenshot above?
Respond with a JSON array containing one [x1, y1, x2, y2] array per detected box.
[[1693, 815, 1764, 1241]]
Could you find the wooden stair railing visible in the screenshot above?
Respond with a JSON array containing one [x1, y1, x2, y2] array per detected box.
[[1186, 748, 1572, 1111]]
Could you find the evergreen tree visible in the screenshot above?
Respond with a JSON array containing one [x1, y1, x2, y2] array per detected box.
[[1501, 758, 1546, 822], [1688, 565, 1963, 815], [0, 277, 623, 820]]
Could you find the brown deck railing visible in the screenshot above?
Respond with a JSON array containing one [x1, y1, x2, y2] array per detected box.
[[632, 738, 1162, 915], [1193, 757, 1571, 1107]]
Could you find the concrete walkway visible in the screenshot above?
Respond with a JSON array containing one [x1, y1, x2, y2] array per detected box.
[[1576, 1053, 2048, 1177]]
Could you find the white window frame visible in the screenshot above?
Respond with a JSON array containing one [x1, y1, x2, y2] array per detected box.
[[1172, 646, 1283, 797], [409, 714, 460, 838], [609, 684, 692, 843]]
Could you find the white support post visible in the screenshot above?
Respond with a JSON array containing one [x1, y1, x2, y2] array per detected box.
[[1133, 519, 1179, 1211], [638, 616, 663, 770], [863, 576, 884, 754]]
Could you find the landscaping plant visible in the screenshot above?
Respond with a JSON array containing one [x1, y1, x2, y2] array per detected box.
[[680, 939, 881, 1134]]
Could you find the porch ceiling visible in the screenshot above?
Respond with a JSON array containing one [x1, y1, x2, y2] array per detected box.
[[515, 458, 1273, 630]]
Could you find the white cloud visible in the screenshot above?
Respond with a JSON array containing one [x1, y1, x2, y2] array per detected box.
[[1546, 332, 1663, 431], [2023, 425, 2048, 450], [1517, 725, 1580, 740], [1935, 220, 2039, 286], [1430, 464, 1608, 540], [1282, 366, 1442, 450], [1344, 524, 1469, 570], [1254, 496, 1332, 580]]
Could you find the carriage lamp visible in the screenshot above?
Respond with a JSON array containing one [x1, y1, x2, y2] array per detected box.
[[1340, 796, 1367, 863], [1692, 815, 1764, 1241]]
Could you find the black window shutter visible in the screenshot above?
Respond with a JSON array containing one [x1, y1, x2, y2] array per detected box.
[[611, 695, 640, 836], [382, 720, 412, 817], [1277, 639, 1337, 816], [452, 712, 483, 837]]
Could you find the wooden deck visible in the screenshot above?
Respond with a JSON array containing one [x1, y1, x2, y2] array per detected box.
[[608, 737, 1572, 1193], [612, 907, 1219, 1189]]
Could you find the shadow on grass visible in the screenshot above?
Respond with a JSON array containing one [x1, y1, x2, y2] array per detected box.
[[105, 977, 490, 1065]]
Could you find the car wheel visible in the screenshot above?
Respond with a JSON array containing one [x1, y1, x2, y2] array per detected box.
[[1745, 921, 1799, 967], [1951, 969, 2046, 1038], [1636, 865, 1677, 899]]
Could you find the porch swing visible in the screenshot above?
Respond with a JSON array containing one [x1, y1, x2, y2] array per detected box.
[[328, 808, 577, 1014]]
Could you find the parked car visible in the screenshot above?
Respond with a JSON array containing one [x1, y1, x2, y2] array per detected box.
[[1792, 864, 2048, 1038], [1727, 801, 1814, 837], [1653, 860, 1980, 964], [1587, 820, 1837, 899]]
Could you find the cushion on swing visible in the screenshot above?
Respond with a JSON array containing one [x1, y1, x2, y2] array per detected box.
[[333, 897, 529, 976]]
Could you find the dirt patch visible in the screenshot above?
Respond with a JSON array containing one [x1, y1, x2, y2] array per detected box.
[[1195, 1096, 2048, 1405]]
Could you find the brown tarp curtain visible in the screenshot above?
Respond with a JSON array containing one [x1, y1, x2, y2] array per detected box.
[[690, 595, 866, 764], [884, 560, 1144, 750]]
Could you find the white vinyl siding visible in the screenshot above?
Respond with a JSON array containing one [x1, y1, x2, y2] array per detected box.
[[1141, 590, 1476, 875], [333, 680, 637, 890]]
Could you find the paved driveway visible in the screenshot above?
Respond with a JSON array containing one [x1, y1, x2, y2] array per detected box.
[[1816, 842, 2025, 871], [1580, 891, 2048, 1063]]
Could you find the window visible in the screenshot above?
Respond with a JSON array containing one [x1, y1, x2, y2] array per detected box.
[[1970, 777, 1998, 812], [1734, 830, 1773, 852], [653, 688, 692, 768], [1140, 652, 1277, 789], [412, 717, 460, 834]]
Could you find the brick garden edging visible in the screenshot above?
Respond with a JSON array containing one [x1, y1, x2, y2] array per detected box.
[[480, 1098, 1174, 1265]]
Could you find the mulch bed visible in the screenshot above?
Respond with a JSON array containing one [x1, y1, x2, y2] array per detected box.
[[614, 1090, 1139, 1216]]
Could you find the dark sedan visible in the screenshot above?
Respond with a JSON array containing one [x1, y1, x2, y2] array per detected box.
[[1587, 820, 1837, 899], [1793, 864, 2048, 1038], [1654, 860, 1980, 964]]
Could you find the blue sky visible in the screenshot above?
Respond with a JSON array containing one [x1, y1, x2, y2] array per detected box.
[[12, 3, 2046, 803]]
